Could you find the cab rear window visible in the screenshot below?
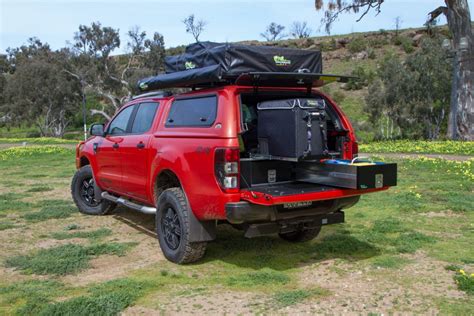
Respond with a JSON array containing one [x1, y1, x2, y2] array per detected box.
[[165, 95, 217, 127]]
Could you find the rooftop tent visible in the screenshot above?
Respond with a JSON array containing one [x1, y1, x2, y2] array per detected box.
[[164, 42, 323, 74], [137, 42, 353, 92]]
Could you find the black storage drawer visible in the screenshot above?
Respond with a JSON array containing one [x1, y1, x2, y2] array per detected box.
[[240, 159, 294, 188], [295, 161, 397, 189]]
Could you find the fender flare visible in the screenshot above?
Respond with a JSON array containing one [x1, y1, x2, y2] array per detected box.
[[151, 158, 216, 242]]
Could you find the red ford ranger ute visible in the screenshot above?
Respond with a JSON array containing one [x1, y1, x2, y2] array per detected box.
[[72, 85, 393, 264]]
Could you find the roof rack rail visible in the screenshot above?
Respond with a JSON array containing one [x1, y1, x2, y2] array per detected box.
[[131, 91, 172, 100]]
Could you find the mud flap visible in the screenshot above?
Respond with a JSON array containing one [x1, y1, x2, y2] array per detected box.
[[188, 212, 217, 242]]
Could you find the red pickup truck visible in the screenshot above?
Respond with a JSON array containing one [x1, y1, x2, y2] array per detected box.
[[72, 84, 395, 264]]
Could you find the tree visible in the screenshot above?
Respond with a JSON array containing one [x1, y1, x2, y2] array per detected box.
[[183, 14, 207, 42], [2, 38, 81, 137], [365, 37, 452, 140], [261, 22, 286, 41], [65, 22, 165, 120], [290, 21, 313, 38], [315, 0, 473, 140]]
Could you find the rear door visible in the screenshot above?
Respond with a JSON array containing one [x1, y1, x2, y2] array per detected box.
[[120, 102, 160, 200], [95, 104, 135, 193]]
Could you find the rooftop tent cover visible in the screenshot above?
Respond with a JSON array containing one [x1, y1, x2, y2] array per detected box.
[[164, 42, 322, 75], [137, 42, 324, 91]]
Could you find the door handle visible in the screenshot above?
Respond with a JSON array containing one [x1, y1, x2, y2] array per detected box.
[[112, 143, 119, 149], [136, 142, 145, 149]]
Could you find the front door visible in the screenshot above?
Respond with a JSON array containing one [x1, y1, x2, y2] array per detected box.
[[94, 104, 135, 193], [120, 102, 159, 201]]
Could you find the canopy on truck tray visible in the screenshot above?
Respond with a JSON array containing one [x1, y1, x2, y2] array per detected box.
[[137, 42, 353, 92]]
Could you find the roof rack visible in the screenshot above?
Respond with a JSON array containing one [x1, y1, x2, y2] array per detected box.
[[131, 91, 173, 100]]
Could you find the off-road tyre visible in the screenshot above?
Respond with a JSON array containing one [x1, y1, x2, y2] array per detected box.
[[156, 188, 207, 264], [71, 165, 116, 215], [279, 226, 322, 242]]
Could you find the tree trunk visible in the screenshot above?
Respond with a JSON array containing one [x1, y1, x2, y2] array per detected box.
[[446, 0, 474, 140]]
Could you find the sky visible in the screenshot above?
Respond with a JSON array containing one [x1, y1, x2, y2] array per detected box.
[[1, 0, 473, 54]]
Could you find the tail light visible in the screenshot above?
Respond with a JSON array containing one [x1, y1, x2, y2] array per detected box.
[[215, 148, 240, 193], [352, 141, 359, 158]]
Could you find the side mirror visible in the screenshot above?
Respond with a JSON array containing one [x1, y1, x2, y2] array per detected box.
[[90, 123, 105, 137]]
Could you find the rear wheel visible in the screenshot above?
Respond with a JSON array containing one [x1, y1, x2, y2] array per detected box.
[[156, 188, 207, 264], [71, 165, 116, 215], [279, 226, 322, 242]]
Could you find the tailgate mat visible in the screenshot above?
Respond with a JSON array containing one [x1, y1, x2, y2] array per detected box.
[[249, 182, 336, 197]]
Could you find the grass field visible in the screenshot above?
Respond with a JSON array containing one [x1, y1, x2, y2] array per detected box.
[[0, 146, 473, 315]]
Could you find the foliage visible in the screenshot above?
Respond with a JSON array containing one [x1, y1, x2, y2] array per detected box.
[[290, 21, 312, 38], [345, 65, 375, 90], [183, 14, 207, 42], [2, 38, 81, 137], [5, 243, 135, 275], [261, 22, 286, 41], [0, 137, 78, 144], [0, 145, 73, 160], [359, 140, 474, 155], [347, 37, 367, 53], [365, 36, 452, 140], [454, 269, 474, 295]]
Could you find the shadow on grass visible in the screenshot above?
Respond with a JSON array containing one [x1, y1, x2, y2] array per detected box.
[[202, 225, 379, 270], [112, 206, 156, 238], [109, 208, 379, 271]]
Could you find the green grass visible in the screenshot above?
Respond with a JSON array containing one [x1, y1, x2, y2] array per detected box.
[[40, 279, 153, 316], [359, 140, 474, 155], [226, 268, 290, 288], [371, 255, 411, 269], [5, 242, 136, 275], [0, 142, 473, 313], [272, 288, 329, 307], [23, 204, 76, 222], [26, 185, 53, 193], [0, 137, 79, 144], [51, 228, 112, 240]]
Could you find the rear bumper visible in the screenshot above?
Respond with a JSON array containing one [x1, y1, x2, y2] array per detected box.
[[226, 196, 359, 224]]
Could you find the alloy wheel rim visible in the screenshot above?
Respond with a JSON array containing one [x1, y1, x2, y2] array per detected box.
[[162, 207, 181, 250], [80, 178, 99, 207]]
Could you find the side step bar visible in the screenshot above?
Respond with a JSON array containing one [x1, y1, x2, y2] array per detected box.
[[101, 192, 157, 215]]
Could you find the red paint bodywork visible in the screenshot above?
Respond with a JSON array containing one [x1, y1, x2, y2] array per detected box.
[[76, 85, 387, 220]]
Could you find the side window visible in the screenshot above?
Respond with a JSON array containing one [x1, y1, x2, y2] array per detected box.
[[108, 105, 134, 135], [166, 95, 217, 127], [131, 102, 159, 134]]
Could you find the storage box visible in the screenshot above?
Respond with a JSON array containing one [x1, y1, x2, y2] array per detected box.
[[295, 160, 397, 189], [240, 159, 293, 188], [257, 98, 328, 160]]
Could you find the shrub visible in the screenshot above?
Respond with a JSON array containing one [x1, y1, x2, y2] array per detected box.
[[348, 37, 366, 53], [454, 269, 474, 295]]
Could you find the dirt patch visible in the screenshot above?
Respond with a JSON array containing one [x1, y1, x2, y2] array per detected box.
[[291, 252, 465, 314], [126, 289, 264, 315], [424, 210, 463, 218]]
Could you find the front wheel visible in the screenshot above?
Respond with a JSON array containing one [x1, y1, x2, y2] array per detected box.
[[156, 188, 207, 264], [71, 165, 116, 215], [279, 226, 322, 242]]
